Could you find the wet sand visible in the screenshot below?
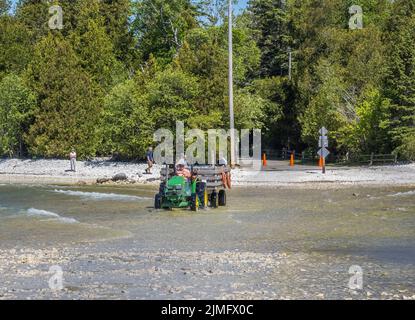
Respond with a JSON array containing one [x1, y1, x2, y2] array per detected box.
[[0, 184, 414, 300]]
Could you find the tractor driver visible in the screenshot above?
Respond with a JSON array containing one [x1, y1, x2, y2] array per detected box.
[[176, 159, 192, 179]]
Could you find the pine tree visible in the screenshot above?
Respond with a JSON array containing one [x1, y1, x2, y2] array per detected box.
[[248, 0, 292, 77], [0, 15, 32, 77], [100, 0, 136, 67], [0, 0, 9, 15], [25, 33, 102, 158], [132, 0, 200, 64], [15, 0, 50, 42], [71, 0, 123, 89], [383, 0, 415, 150]]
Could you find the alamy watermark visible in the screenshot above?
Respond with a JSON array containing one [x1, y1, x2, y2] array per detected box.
[[48, 5, 63, 30], [153, 121, 262, 170], [48, 265, 64, 291], [348, 265, 363, 290], [349, 5, 363, 30]]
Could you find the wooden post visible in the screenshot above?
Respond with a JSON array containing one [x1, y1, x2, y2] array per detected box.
[[370, 153, 374, 166]]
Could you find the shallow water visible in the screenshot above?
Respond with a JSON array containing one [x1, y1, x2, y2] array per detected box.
[[0, 183, 414, 299]]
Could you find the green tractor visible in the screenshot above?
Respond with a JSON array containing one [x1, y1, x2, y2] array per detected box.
[[154, 165, 230, 211]]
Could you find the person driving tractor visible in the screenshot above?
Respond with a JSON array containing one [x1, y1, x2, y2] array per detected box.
[[176, 159, 191, 179]]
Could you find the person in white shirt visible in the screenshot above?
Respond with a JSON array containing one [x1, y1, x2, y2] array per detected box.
[[69, 149, 77, 172]]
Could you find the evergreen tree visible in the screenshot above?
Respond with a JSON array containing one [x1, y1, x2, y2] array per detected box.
[[25, 33, 102, 158], [132, 0, 200, 64], [383, 0, 415, 151], [15, 0, 50, 42], [0, 74, 36, 157], [0, 15, 32, 78], [100, 0, 136, 68], [0, 0, 9, 15], [71, 0, 122, 89], [248, 0, 292, 77]]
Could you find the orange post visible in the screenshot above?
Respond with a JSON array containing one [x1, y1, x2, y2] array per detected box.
[[319, 156, 323, 168], [262, 153, 267, 167], [290, 153, 295, 167]]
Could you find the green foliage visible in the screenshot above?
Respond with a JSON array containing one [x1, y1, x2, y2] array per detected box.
[[0, 0, 413, 161], [395, 132, 415, 161], [175, 22, 261, 130], [0, 0, 9, 15], [299, 60, 347, 146], [250, 77, 294, 147], [71, 0, 124, 89], [0, 74, 36, 157], [15, 0, 50, 42], [383, 1, 415, 151], [233, 89, 266, 129], [25, 34, 102, 158], [248, 0, 292, 77], [101, 80, 153, 158], [100, 0, 136, 67], [146, 67, 200, 130], [132, 0, 200, 64], [0, 16, 32, 78], [175, 27, 227, 115], [336, 88, 392, 153]]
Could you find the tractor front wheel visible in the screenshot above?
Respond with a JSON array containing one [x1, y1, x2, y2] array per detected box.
[[218, 190, 226, 206], [210, 191, 218, 208]]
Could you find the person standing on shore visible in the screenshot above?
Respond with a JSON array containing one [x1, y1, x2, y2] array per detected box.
[[145, 147, 154, 174], [69, 149, 77, 172]]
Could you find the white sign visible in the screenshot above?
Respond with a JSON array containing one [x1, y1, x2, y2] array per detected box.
[[319, 127, 328, 136], [317, 147, 330, 159], [319, 137, 329, 148]]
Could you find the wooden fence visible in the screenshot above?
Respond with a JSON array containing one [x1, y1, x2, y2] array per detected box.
[[262, 149, 398, 166]]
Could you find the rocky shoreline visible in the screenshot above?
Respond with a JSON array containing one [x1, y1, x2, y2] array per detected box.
[[0, 158, 414, 187]]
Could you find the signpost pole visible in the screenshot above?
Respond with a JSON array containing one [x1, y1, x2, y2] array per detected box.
[[318, 127, 329, 175], [321, 135, 326, 174], [228, 0, 235, 167]]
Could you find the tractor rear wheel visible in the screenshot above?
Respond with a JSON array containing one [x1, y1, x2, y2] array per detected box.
[[154, 194, 162, 209], [210, 191, 218, 208], [218, 190, 226, 206]]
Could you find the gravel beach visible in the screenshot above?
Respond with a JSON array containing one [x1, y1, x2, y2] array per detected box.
[[0, 158, 414, 187]]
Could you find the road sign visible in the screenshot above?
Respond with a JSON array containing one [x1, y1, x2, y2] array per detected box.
[[319, 136, 329, 148], [317, 147, 330, 158], [319, 127, 328, 136], [318, 127, 329, 174]]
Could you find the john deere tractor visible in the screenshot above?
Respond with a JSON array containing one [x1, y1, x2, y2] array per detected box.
[[154, 164, 230, 211]]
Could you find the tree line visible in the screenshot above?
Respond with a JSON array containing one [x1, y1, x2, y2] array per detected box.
[[0, 0, 414, 160]]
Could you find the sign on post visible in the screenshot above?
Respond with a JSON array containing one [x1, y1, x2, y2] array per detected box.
[[319, 127, 328, 136], [318, 136, 329, 148], [317, 127, 330, 174], [317, 147, 330, 158]]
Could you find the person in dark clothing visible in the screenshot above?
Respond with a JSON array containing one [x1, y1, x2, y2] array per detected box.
[[145, 147, 154, 174]]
